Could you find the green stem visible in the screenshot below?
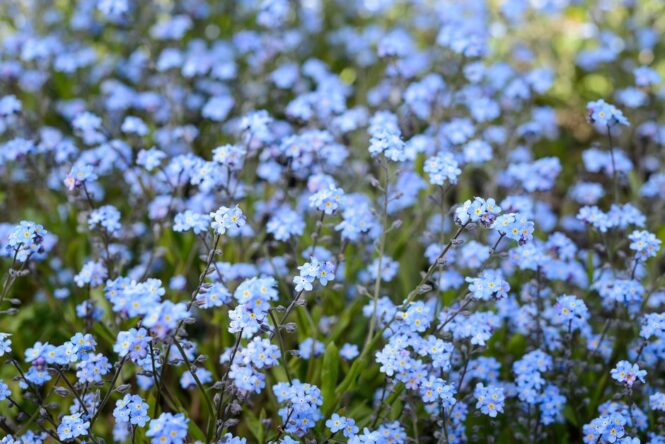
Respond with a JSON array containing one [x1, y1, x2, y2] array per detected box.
[[268, 309, 293, 384], [172, 338, 216, 443]]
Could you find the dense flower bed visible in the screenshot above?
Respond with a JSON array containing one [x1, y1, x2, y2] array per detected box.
[[1, 0, 665, 443]]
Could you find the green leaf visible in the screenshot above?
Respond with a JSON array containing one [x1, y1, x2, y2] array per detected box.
[[328, 297, 361, 343], [244, 408, 264, 443], [562, 405, 579, 428], [336, 331, 384, 398], [322, 342, 340, 416], [390, 399, 403, 421], [506, 333, 526, 356], [257, 408, 267, 443], [336, 355, 364, 397]]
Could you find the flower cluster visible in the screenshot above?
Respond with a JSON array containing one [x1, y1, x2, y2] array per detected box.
[[229, 277, 278, 337], [210, 205, 247, 236], [325, 413, 359, 439], [474, 383, 505, 418], [113, 394, 150, 427], [57, 414, 89, 441], [553, 295, 589, 332], [611, 361, 646, 387], [294, 258, 335, 292], [492, 213, 535, 245], [628, 230, 661, 260], [309, 186, 345, 215], [146, 413, 189, 444], [5, 221, 47, 261], [466, 269, 510, 300], [454, 197, 502, 226], [1, 1, 665, 443], [577, 204, 645, 232], [424, 152, 461, 186], [512, 350, 566, 425], [587, 99, 630, 127], [273, 380, 323, 437]]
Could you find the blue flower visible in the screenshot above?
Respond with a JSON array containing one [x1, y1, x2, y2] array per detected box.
[[340, 343, 359, 360], [6, 221, 47, 262], [137, 148, 166, 171], [420, 376, 456, 408], [74, 260, 107, 287], [272, 380, 323, 437], [267, 206, 305, 241], [114, 328, 150, 361], [174, 211, 210, 235], [0, 381, 10, 400], [293, 275, 313, 292], [88, 205, 122, 236], [219, 433, 248, 444], [76, 353, 111, 383], [587, 99, 630, 127], [0, 94, 21, 116], [506, 157, 562, 192], [229, 364, 265, 393], [257, 0, 290, 28], [466, 269, 510, 300], [455, 197, 501, 226], [553, 295, 589, 331], [114, 394, 150, 427], [57, 413, 90, 441], [474, 383, 505, 418], [326, 413, 348, 433], [611, 361, 646, 387], [0, 333, 11, 357], [492, 212, 534, 245], [369, 127, 408, 162], [180, 367, 213, 389], [634, 66, 661, 87], [202, 95, 234, 122], [366, 255, 399, 282], [628, 230, 661, 260], [650, 393, 665, 412], [98, 0, 130, 19], [196, 282, 231, 309], [640, 313, 665, 341], [239, 110, 274, 145], [243, 337, 280, 369], [298, 337, 324, 359], [71, 112, 106, 144], [142, 301, 190, 339], [210, 205, 247, 236], [309, 185, 345, 215], [424, 152, 461, 186], [463, 140, 493, 164], [121, 116, 148, 136], [146, 413, 189, 444], [64, 164, 98, 190], [583, 412, 628, 444]]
